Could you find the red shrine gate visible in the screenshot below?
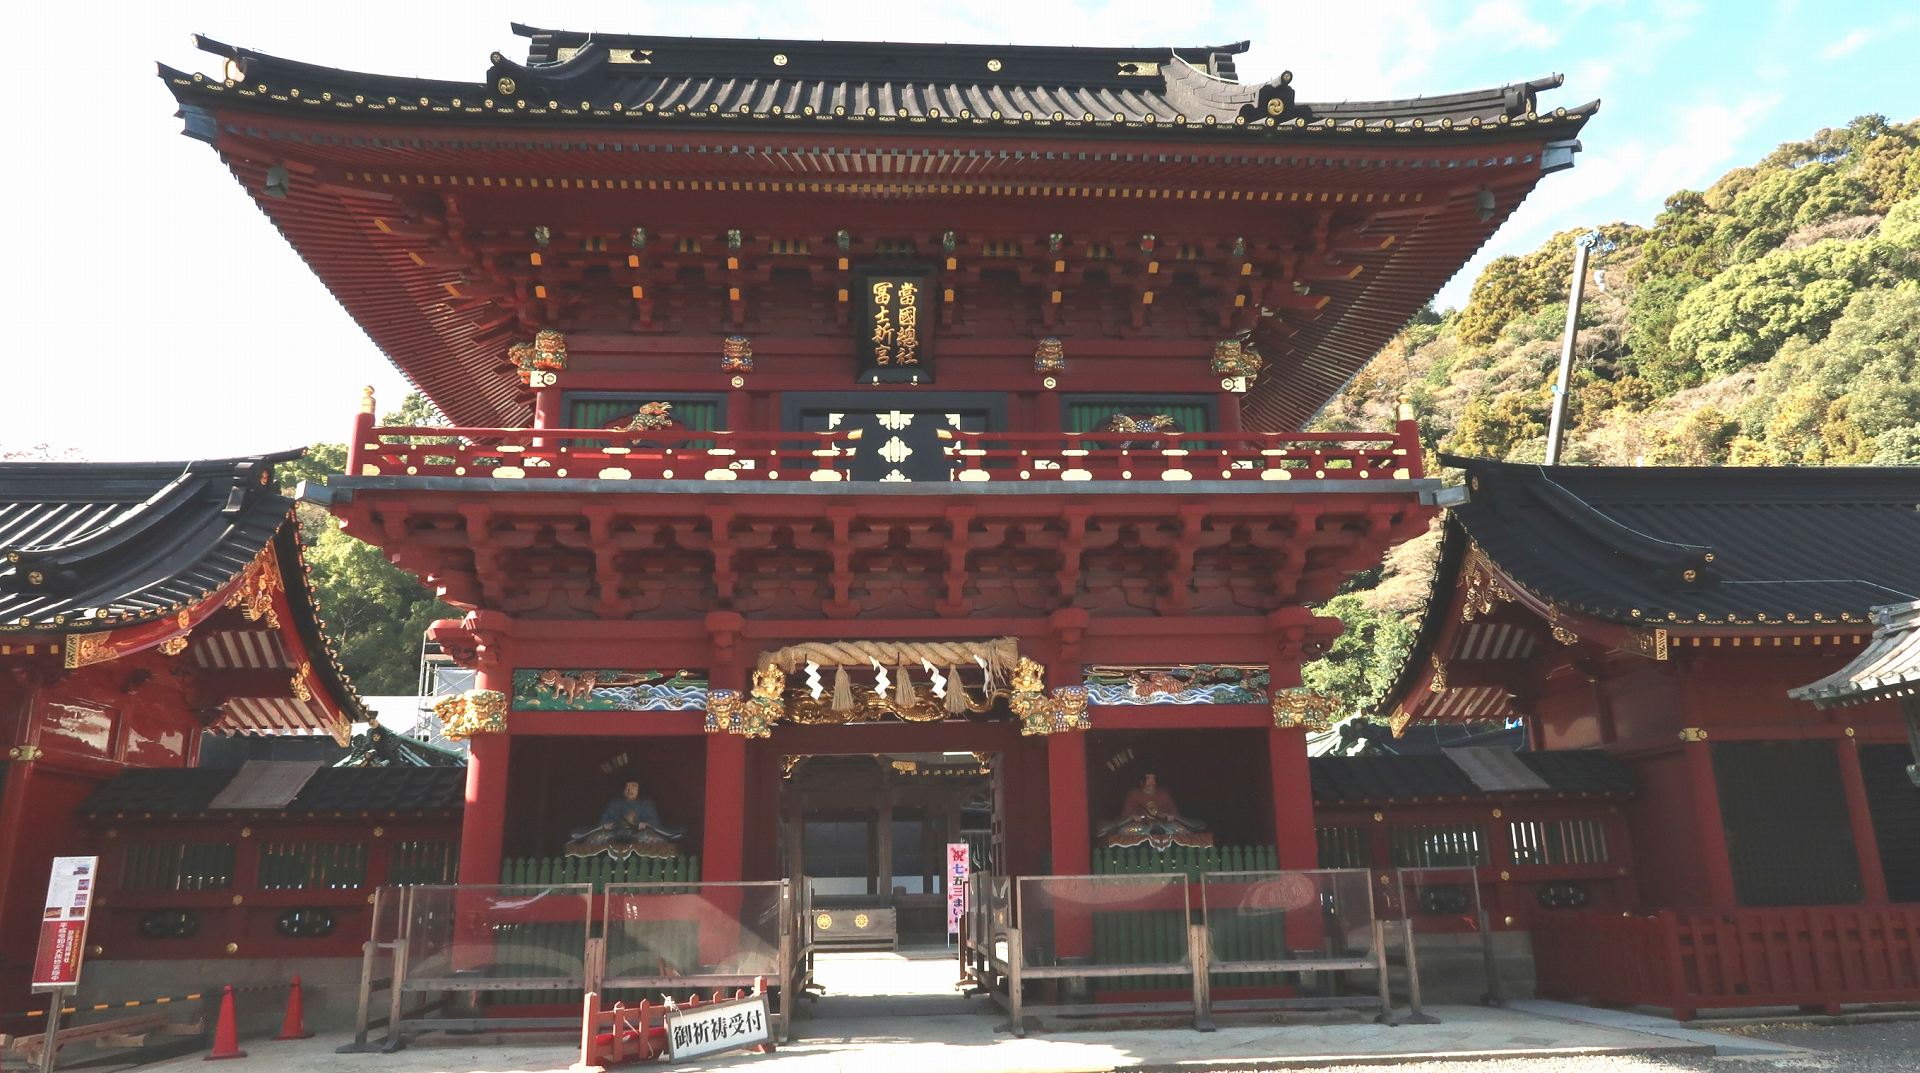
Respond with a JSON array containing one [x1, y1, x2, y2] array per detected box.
[[158, 23, 1594, 1022]]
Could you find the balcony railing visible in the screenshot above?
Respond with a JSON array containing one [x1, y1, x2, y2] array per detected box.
[[345, 418, 1422, 485]]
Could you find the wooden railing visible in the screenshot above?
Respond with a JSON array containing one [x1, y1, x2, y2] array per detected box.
[[1533, 906, 1920, 1019], [345, 419, 1423, 485]]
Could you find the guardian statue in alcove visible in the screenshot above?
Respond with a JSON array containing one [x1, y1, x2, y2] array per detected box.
[[565, 779, 685, 859], [1096, 771, 1213, 850]]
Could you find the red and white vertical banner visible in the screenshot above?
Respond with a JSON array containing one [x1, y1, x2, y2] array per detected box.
[[945, 842, 970, 937], [32, 856, 99, 990]]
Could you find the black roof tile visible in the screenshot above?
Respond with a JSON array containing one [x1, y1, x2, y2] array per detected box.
[[292, 767, 467, 811], [78, 769, 236, 815], [163, 27, 1595, 139], [1310, 748, 1632, 804], [1516, 750, 1635, 796], [78, 765, 464, 817], [0, 454, 298, 633], [1446, 457, 1920, 626]]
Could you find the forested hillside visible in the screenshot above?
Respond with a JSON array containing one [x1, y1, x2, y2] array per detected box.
[[1302, 114, 1920, 721]]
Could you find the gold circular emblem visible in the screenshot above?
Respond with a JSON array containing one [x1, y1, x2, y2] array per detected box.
[[773, 53, 788, 66], [815, 913, 832, 930], [496, 76, 517, 95], [854, 913, 870, 929], [1266, 97, 1284, 116], [986, 59, 1003, 72]]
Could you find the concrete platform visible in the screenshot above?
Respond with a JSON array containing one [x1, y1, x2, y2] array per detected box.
[[130, 950, 1716, 1073]]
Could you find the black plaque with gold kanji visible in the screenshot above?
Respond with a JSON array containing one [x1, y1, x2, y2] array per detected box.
[[855, 269, 935, 384]]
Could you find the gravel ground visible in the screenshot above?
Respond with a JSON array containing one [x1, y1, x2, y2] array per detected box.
[[1218, 1017, 1920, 1073]]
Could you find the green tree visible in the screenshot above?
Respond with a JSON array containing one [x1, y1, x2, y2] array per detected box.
[[282, 392, 454, 695]]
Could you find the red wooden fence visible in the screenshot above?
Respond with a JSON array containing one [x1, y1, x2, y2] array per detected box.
[[1534, 906, 1920, 1019]]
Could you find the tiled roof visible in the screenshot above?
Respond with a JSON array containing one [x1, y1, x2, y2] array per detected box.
[[1446, 457, 1920, 627], [0, 454, 298, 632], [78, 764, 464, 817], [1310, 748, 1632, 804], [1791, 600, 1920, 707], [164, 27, 1595, 139]]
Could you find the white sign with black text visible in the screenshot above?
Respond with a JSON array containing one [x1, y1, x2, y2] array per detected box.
[[664, 994, 770, 1061]]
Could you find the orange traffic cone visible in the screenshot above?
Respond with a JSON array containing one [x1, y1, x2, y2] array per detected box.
[[206, 984, 247, 1060], [274, 975, 313, 1040]]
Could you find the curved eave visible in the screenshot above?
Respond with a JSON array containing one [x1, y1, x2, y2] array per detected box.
[[162, 61, 1594, 142], [166, 97, 1580, 431]]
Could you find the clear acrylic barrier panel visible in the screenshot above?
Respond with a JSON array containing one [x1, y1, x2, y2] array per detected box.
[[1199, 869, 1377, 969], [1389, 867, 1486, 934], [604, 881, 785, 982], [1017, 873, 1190, 970], [367, 885, 404, 945], [401, 883, 592, 985]]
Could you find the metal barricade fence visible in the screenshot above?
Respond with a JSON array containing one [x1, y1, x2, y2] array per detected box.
[[1389, 866, 1501, 1016], [344, 879, 798, 1050], [1198, 869, 1393, 1022], [601, 880, 796, 1042]]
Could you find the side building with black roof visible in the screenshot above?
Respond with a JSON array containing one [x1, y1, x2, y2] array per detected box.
[[1369, 456, 1920, 1016]]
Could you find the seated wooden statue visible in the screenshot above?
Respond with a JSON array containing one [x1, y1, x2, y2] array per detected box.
[[1096, 772, 1213, 850], [565, 779, 685, 859]]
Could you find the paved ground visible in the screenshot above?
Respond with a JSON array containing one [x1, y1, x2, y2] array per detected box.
[[107, 950, 1914, 1073]]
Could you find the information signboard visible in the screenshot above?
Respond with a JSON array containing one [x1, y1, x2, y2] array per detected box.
[[946, 842, 970, 937], [664, 993, 770, 1060], [32, 856, 99, 990]]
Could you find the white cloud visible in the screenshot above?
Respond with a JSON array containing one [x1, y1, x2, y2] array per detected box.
[[1821, 29, 1871, 61], [1462, 1, 1562, 50], [1634, 93, 1780, 200]]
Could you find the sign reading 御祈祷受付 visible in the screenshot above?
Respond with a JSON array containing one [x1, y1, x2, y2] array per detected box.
[[856, 269, 935, 384], [33, 856, 99, 990], [665, 993, 770, 1060]]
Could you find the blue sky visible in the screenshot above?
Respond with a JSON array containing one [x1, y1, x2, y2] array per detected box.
[[9, 1, 1916, 460]]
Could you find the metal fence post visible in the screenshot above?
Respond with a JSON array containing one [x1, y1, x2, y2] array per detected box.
[[1189, 923, 1215, 1031]]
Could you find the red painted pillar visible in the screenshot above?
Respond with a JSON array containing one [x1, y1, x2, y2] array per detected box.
[[1046, 735, 1090, 877], [701, 735, 748, 881], [532, 385, 563, 429], [1684, 740, 1738, 910], [457, 732, 511, 886], [1268, 726, 1316, 870], [1046, 733, 1092, 959], [1836, 736, 1890, 905]]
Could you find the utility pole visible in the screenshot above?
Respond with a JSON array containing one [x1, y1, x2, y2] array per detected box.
[[1545, 230, 1613, 465]]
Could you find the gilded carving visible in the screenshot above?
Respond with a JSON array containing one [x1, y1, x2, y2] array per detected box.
[[1033, 336, 1065, 373], [1009, 657, 1090, 735], [159, 634, 190, 657], [63, 631, 120, 670], [721, 334, 754, 373], [610, 402, 675, 433], [1210, 337, 1263, 381], [226, 550, 283, 630], [1271, 688, 1340, 732], [704, 665, 786, 737], [1428, 654, 1448, 692], [290, 661, 314, 703], [1460, 545, 1515, 622], [432, 689, 507, 739], [1619, 627, 1670, 661]]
